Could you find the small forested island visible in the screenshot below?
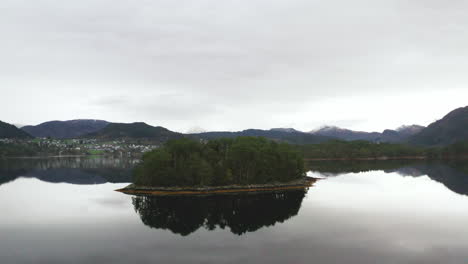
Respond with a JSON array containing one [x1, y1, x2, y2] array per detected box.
[[118, 137, 315, 195]]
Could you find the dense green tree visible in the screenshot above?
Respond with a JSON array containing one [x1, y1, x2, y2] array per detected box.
[[298, 139, 468, 160], [299, 140, 427, 159], [133, 137, 305, 187]]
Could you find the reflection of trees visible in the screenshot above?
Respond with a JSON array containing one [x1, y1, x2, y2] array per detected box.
[[308, 159, 468, 197], [394, 161, 468, 196], [0, 157, 138, 171], [307, 160, 421, 175], [132, 190, 306, 236], [0, 157, 134, 185]]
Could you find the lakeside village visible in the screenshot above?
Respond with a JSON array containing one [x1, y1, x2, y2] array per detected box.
[[0, 137, 159, 157]]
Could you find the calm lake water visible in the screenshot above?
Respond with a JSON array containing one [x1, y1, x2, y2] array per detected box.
[[1, 157, 468, 264]]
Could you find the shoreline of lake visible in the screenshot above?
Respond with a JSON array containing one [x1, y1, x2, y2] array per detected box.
[[116, 177, 317, 196], [0, 154, 119, 159], [305, 155, 468, 161], [305, 156, 427, 161]]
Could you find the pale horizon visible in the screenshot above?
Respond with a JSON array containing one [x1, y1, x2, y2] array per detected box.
[[2, 0, 468, 133]]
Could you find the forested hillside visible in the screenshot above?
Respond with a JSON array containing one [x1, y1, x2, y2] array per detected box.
[[410, 106, 468, 146], [22, 119, 109, 139], [0, 121, 32, 139]]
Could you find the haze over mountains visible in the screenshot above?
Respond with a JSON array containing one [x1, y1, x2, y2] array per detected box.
[[1, 105, 467, 146]]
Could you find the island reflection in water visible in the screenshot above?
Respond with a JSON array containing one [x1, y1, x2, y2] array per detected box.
[[0, 157, 135, 185], [3, 158, 468, 263], [132, 190, 307, 236]]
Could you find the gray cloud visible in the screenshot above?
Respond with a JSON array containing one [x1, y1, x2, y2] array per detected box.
[[1, 0, 467, 132]]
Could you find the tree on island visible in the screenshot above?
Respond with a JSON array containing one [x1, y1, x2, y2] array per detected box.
[[133, 137, 305, 187]]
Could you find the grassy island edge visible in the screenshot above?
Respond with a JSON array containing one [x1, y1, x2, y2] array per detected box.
[[116, 176, 318, 196]]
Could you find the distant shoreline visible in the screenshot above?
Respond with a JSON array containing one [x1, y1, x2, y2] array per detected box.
[[305, 156, 427, 161], [116, 177, 317, 196], [4, 155, 468, 161], [1, 154, 101, 159], [305, 155, 468, 161]]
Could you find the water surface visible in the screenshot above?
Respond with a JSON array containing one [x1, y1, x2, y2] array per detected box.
[[1, 158, 468, 263]]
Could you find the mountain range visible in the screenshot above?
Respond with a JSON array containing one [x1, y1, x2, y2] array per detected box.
[[0, 105, 467, 146], [310, 125, 425, 143], [84, 122, 183, 143], [22, 119, 109, 139], [189, 129, 330, 145]]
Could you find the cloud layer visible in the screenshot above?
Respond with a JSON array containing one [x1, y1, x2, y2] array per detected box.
[[1, 0, 467, 132]]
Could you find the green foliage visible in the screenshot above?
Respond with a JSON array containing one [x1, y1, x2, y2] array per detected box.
[[299, 140, 427, 159], [133, 137, 305, 187], [300, 139, 468, 160], [0, 142, 39, 157], [426, 141, 468, 159], [0, 142, 81, 157], [87, 149, 105, 155]]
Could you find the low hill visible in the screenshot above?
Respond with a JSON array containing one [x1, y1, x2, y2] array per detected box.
[[22, 119, 109, 139], [410, 106, 468, 146], [84, 122, 183, 143], [191, 129, 330, 145], [0, 121, 32, 139], [311, 125, 424, 143]]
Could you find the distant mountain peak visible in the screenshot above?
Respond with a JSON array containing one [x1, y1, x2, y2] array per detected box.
[[128, 122, 150, 126], [395, 124, 425, 137], [396, 124, 425, 132], [309, 125, 345, 133], [269, 128, 301, 133], [69, 119, 108, 123]]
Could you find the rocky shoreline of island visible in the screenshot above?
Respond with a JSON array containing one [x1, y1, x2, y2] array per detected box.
[[116, 176, 318, 196]]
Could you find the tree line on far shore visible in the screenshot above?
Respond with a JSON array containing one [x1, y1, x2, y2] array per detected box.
[[298, 140, 468, 160], [134, 136, 468, 188]]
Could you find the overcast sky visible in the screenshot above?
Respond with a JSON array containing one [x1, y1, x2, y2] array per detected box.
[[1, 0, 467, 133]]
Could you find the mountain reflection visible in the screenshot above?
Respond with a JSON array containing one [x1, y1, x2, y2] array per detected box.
[[0, 157, 135, 185], [393, 161, 468, 196], [132, 190, 306, 236], [308, 160, 468, 196]]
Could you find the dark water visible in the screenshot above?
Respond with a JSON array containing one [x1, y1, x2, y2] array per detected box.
[[1, 157, 468, 264]]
